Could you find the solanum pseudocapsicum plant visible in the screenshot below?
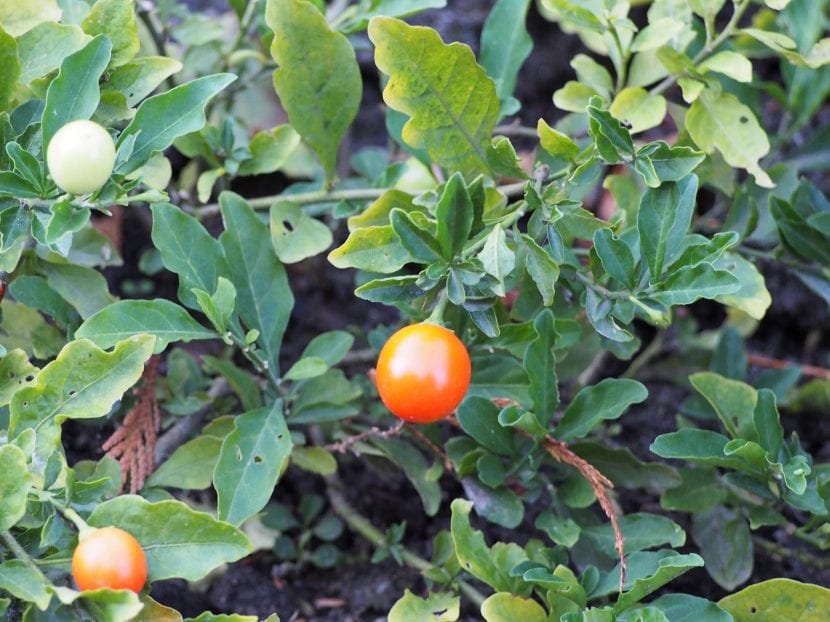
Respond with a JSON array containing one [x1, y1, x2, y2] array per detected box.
[[1, 0, 830, 619]]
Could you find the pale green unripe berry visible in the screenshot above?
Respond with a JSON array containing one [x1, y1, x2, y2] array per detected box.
[[47, 120, 116, 196]]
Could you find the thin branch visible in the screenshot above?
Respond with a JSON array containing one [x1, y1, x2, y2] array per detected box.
[[651, 0, 753, 96], [325, 420, 406, 455], [748, 353, 830, 381]]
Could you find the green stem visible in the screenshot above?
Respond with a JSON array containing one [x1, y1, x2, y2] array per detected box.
[[621, 332, 665, 379], [228, 332, 282, 394], [651, 0, 752, 96], [609, 27, 629, 94], [1, 530, 47, 577], [38, 492, 94, 538], [197, 181, 530, 219], [425, 290, 450, 325], [325, 479, 487, 608], [573, 271, 633, 300]]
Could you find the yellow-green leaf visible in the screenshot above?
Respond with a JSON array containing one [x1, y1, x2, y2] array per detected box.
[[82, 0, 140, 68], [369, 16, 500, 177], [266, 0, 362, 184], [609, 87, 667, 134], [687, 90, 772, 188], [0, 0, 60, 36], [481, 593, 547, 622], [719, 578, 830, 621]]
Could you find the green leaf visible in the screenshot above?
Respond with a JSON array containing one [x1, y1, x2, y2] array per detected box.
[[147, 435, 224, 490], [555, 378, 647, 442], [88, 495, 252, 581], [8, 275, 75, 328], [238, 126, 301, 176], [0, 0, 60, 36], [389, 590, 460, 622], [478, 226, 515, 296], [301, 330, 354, 366], [712, 253, 771, 320], [553, 81, 599, 113], [521, 235, 559, 306], [9, 336, 154, 462], [699, 51, 753, 83], [355, 275, 423, 304], [581, 513, 685, 558], [524, 309, 559, 425], [648, 594, 732, 622], [572, 54, 613, 99], [487, 136, 529, 179], [0, 349, 39, 407], [637, 175, 698, 282], [542, 0, 605, 33], [215, 401, 293, 526], [481, 593, 547, 622], [81, 0, 139, 68], [76, 299, 216, 353], [202, 356, 262, 412], [479, 0, 532, 118], [636, 142, 705, 186], [0, 560, 51, 610], [151, 203, 231, 310], [102, 56, 182, 108], [456, 396, 515, 456], [0, 444, 32, 531], [573, 442, 681, 491], [390, 208, 444, 263], [719, 578, 830, 621], [687, 90, 773, 188], [450, 499, 527, 594], [587, 101, 635, 163], [373, 438, 442, 516], [651, 264, 740, 306], [41, 35, 112, 151], [0, 25, 19, 111], [193, 277, 237, 334], [266, 0, 361, 183], [537, 119, 579, 161], [535, 511, 581, 547], [369, 16, 500, 177], [290, 446, 336, 476], [270, 202, 333, 263], [630, 17, 686, 52], [650, 428, 759, 473], [609, 88, 667, 134], [220, 192, 294, 377], [117, 74, 236, 173], [435, 173, 474, 259], [328, 225, 410, 273], [692, 506, 753, 590], [593, 228, 636, 289], [339, 0, 447, 33], [690, 371, 757, 440], [284, 356, 328, 381]]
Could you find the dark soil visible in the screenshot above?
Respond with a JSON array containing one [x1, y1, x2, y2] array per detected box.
[[61, 1, 830, 620]]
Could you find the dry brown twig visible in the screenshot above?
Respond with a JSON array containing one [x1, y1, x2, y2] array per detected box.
[[102, 356, 162, 493], [486, 399, 626, 590], [324, 419, 406, 455]]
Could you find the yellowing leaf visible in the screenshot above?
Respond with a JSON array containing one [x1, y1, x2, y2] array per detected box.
[[0, 0, 60, 36], [609, 87, 667, 133], [719, 578, 830, 621], [266, 0, 362, 184], [687, 90, 773, 188], [369, 16, 500, 177]]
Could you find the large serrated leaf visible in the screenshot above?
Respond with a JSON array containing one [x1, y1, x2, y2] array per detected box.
[[88, 495, 252, 582], [9, 336, 154, 463], [219, 192, 294, 377], [76, 299, 216, 353], [266, 0, 361, 183], [369, 16, 500, 177], [214, 401, 292, 526], [117, 73, 236, 173]]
